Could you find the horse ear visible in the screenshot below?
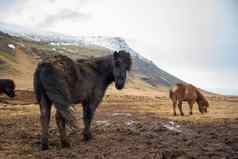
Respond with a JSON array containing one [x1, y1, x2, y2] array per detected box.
[[113, 51, 120, 60]]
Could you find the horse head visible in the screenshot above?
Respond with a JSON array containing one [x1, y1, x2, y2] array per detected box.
[[3, 80, 15, 98], [112, 50, 132, 90], [198, 99, 209, 114]]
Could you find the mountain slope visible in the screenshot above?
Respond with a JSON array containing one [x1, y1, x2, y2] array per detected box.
[[0, 23, 184, 88]]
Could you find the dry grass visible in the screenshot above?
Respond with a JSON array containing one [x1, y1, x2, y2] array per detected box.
[[0, 91, 238, 159]]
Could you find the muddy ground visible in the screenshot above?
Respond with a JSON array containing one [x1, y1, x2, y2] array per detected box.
[[0, 90, 238, 159]]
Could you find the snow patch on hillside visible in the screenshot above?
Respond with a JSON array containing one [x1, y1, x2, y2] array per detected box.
[[0, 23, 141, 56]]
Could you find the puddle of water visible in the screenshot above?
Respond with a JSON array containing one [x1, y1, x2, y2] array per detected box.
[[95, 120, 111, 127], [162, 121, 182, 133], [112, 113, 132, 117], [126, 120, 137, 126]]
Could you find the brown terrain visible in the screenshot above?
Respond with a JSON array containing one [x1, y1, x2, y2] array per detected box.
[[0, 44, 238, 159]]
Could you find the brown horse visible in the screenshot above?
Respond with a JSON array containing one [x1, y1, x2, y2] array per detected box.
[[169, 83, 209, 116]]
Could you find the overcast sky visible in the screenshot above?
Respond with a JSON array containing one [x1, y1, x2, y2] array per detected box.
[[0, 0, 237, 95]]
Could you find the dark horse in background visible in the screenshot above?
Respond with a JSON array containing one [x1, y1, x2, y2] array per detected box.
[[34, 50, 132, 150], [0, 79, 15, 98], [169, 83, 209, 116]]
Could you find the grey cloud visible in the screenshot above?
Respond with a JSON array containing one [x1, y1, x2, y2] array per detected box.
[[38, 9, 91, 28]]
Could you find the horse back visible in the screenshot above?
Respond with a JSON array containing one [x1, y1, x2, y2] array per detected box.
[[34, 55, 79, 103], [49, 55, 79, 87], [184, 84, 198, 100], [35, 55, 100, 104], [170, 83, 197, 101], [170, 84, 184, 101]]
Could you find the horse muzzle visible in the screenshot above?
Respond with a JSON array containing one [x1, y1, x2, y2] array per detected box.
[[7, 91, 15, 98], [115, 79, 125, 90]]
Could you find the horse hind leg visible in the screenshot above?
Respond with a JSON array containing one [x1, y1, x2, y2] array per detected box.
[[39, 95, 52, 150], [178, 101, 184, 116], [172, 100, 177, 116], [55, 110, 70, 148]]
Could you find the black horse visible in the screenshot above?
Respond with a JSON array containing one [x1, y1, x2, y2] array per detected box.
[[34, 50, 132, 150], [0, 79, 15, 98]]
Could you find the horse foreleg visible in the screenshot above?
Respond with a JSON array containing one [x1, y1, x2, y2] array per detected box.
[[55, 111, 70, 148], [82, 103, 97, 142], [188, 102, 194, 115], [39, 96, 52, 150], [178, 101, 184, 116]]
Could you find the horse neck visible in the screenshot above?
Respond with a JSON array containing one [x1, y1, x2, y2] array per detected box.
[[196, 89, 206, 103], [95, 55, 115, 87], [76, 55, 115, 89]]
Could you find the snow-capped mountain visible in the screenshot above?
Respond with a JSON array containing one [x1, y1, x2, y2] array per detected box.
[[80, 36, 138, 55], [0, 22, 82, 43], [0, 22, 184, 87], [0, 22, 140, 56]]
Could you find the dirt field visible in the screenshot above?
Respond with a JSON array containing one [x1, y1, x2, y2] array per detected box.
[[0, 90, 238, 159]]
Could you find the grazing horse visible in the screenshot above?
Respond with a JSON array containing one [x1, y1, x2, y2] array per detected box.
[[169, 83, 209, 116], [34, 50, 132, 150], [0, 79, 15, 98]]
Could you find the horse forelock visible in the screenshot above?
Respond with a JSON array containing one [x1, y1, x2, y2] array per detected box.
[[118, 51, 132, 71]]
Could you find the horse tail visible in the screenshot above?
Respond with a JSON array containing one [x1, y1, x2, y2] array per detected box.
[[34, 62, 79, 130], [33, 63, 44, 103]]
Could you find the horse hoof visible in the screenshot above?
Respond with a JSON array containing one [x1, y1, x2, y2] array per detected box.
[[62, 141, 71, 148], [83, 133, 92, 142], [190, 112, 193, 115], [181, 113, 184, 116], [41, 144, 49, 151], [173, 113, 177, 116]]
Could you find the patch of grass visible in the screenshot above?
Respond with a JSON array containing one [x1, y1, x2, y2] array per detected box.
[[0, 51, 16, 63], [0, 62, 17, 74], [0, 63, 9, 70], [0, 51, 18, 73], [0, 63, 19, 74]]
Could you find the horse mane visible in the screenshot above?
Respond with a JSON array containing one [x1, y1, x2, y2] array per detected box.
[[117, 50, 132, 70], [76, 55, 113, 74], [175, 83, 184, 87], [76, 55, 105, 63], [76, 51, 132, 72], [175, 83, 187, 89]]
